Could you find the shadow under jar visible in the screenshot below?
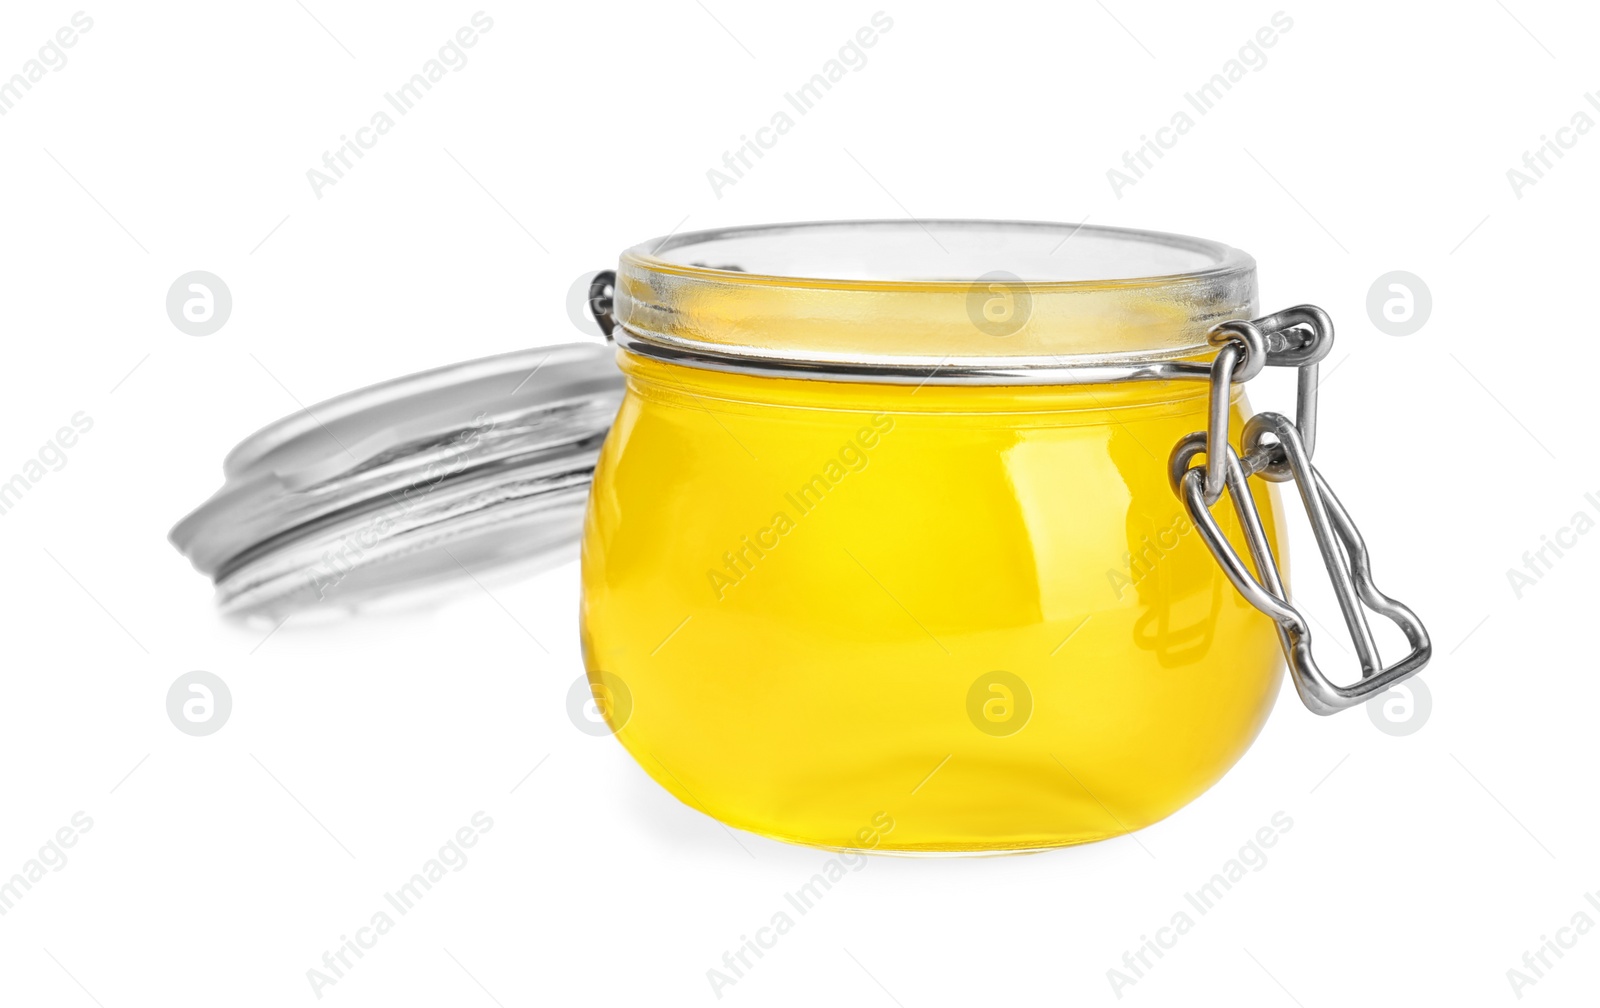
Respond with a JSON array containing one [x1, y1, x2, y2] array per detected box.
[[578, 220, 1312, 855]]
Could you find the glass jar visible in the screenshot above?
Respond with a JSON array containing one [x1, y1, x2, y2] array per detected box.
[[579, 220, 1424, 854], [171, 219, 1429, 856]]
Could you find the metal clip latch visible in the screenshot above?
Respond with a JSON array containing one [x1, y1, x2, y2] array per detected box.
[[1170, 306, 1432, 715]]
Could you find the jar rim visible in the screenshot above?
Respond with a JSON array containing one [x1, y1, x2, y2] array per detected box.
[[613, 219, 1257, 384], [624, 219, 1253, 290]]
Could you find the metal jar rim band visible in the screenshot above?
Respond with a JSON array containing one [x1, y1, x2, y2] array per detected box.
[[611, 322, 1223, 387]]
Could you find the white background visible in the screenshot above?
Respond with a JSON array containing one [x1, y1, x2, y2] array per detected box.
[[0, 1, 1595, 1005]]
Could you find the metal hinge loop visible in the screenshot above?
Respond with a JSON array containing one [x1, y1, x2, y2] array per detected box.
[[587, 269, 618, 339], [1171, 305, 1431, 715]]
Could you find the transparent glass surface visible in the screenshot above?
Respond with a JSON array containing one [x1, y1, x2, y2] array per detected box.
[[584, 221, 1281, 853]]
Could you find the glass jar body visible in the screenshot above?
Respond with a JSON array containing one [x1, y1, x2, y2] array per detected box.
[[580, 353, 1284, 853]]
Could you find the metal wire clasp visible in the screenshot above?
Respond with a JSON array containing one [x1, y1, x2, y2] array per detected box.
[[1170, 306, 1431, 715]]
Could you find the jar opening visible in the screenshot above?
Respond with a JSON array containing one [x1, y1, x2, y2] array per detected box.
[[641, 220, 1246, 287], [614, 220, 1256, 383]]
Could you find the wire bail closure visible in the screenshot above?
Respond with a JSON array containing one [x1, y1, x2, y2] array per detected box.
[[1170, 305, 1431, 715]]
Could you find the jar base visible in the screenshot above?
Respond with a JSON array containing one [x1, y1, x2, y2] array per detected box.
[[742, 823, 1128, 858], [820, 843, 1089, 859]]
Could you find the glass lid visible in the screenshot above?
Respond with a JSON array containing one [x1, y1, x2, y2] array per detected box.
[[170, 344, 622, 620]]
